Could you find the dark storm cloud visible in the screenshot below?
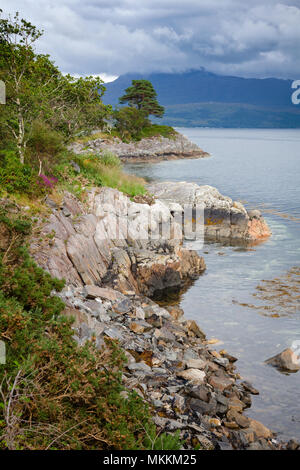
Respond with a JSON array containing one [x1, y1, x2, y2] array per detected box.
[[1, 0, 300, 79]]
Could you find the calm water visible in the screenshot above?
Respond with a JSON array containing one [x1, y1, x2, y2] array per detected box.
[[125, 128, 300, 441]]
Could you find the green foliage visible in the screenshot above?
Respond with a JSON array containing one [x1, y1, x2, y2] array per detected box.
[[144, 429, 183, 450], [0, 150, 35, 196], [138, 124, 176, 140], [0, 10, 111, 165], [0, 206, 163, 450], [113, 106, 150, 140], [26, 121, 64, 169], [100, 150, 122, 167], [119, 79, 164, 118], [53, 151, 146, 198]]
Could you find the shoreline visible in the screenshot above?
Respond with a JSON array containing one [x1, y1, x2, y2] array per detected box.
[[29, 179, 297, 450]]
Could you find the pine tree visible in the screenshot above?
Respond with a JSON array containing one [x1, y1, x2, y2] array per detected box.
[[119, 79, 164, 118]]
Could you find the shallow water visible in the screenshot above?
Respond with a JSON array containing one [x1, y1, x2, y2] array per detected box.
[[125, 128, 300, 441]]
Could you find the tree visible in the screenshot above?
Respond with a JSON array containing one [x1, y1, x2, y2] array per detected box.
[[0, 10, 111, 164], [119, 79, 164, 118], [113, 106, 149, 140], [0, 10, 43, 163]]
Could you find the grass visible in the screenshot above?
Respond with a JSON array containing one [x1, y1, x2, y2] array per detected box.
[[53, 150, 146, 198]]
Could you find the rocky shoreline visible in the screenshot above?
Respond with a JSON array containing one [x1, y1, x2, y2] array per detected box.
[[69, 132, 209, 163], [27, 181, 300, 451]]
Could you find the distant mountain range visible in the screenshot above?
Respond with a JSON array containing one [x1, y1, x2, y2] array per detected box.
[[103, 69, 300, 128]]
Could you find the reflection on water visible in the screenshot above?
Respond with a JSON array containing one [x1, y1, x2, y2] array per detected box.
[[125, 128, 300, 441]]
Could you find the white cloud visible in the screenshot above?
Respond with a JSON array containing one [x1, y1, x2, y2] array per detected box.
[[1, 0, 299, 78]]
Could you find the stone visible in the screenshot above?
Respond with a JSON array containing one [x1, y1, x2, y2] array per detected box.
[[185, 320, 206, 340], [248, 418, 273, 439], [154, 327, 176, 343], [85, 285, 123, 301], [166, 305, 184, 320], [241, 381, 259, 395], [127, 362, 152, 373], [185, 358, 207, 369], [286, 439, 300, 450], [112, 298, 132, 314], [177, 368, 206, 384], [188, 385, 210, 402], [209, 375, 234, 392], [129, 322, 145, 334], [227, 410, 250, 428], [265, 348, 300, 373]]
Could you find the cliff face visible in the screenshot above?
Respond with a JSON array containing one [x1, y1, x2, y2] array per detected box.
[[31, 187, 205, 296], [69, 133, 209, 162]]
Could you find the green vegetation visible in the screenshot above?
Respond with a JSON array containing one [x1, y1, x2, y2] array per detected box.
[[119, 79, 165, 118], [112, 79, 169, 141], [0, 10, 147, 199], [0, 204, 182, 450]]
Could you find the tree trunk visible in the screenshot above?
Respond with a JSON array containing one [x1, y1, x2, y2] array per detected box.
[[16, 97, 25, 164]]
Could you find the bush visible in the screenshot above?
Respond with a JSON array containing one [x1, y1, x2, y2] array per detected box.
[[113, 107, 150, 141], [53, 152, 146, 198], [0, 151, 36, 196], [0, 204, 175, 450], [99, 150, 121, 167]]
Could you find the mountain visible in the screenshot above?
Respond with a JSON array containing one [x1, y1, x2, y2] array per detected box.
[[103, 69, 300, 128]]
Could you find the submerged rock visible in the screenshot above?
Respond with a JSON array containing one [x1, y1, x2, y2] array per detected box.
[[265, 348, 300, 373]]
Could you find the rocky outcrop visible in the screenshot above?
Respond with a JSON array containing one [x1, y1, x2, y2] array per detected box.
[[69, 133, 209, 163], [148, 181, 271, 243], [27, 185, 287, 450], [57, 284, 288, 450], [31, 188, 205, 296]]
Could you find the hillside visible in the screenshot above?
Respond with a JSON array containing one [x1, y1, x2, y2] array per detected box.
[[103, 70, 300, 128]]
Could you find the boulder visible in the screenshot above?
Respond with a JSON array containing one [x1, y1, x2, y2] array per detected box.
[[147, 181, 271, 243], [265, 348, 300, 373]]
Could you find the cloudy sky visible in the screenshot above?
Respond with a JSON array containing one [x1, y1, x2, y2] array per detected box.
[[1, 0, 300, 81]]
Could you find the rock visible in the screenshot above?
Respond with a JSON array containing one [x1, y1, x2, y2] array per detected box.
[[185, 320, 206, 340], [154, 327, 176, 343], [265, 348, 300, 373], [112, 298, 132, 314], [129, 322, 145, 334], [147, 181, 270, 243], [185, 358, 207, 369], [166, 305, 184, 320], [286, 439, 300, 450], [69, 133, 209, 163], [209, 375, 234, 392], [188, 385, 210, 402], [241, 381, 259, 395], [227, 410, 250, 428], [177, 368, 206, 384], [247, 418, 273, 439], [127, 362, 152, 373], [85, 285, 124, 302]]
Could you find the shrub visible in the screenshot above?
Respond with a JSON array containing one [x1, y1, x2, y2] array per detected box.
[[99, 150, 121, 167], [0, 204, 182, 450], [0, 151, 35, 196]]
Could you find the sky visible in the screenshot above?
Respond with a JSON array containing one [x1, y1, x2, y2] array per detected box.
[[1, 0, 300, 81]]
